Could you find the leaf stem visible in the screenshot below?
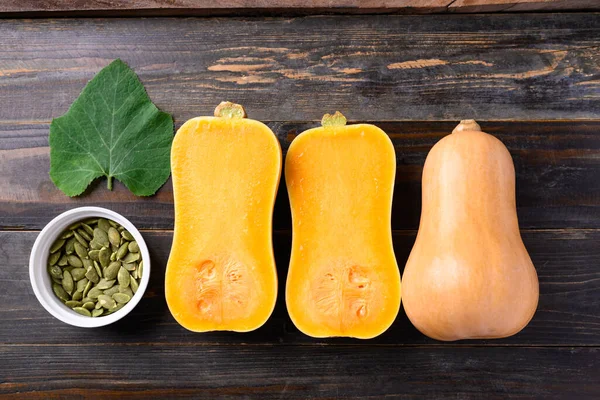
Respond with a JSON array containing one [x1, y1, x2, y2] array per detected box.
[[107, 176, 113, 190]]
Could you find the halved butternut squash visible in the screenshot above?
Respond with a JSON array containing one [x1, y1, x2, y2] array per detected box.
[[165, 102, 281, 332], [285, 112, 401, 339]]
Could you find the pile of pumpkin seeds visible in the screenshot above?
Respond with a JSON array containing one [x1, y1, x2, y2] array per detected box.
[[47, 218, 143, 317]]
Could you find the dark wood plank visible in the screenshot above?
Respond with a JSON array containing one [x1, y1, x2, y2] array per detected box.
[[0, 344, 597, 399], [2, 121, 599, 230], [2, 229, 598, 346], [1, 0, 598, 17], [0, 15, 598, 123]]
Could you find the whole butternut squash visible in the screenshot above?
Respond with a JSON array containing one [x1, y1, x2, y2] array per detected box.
[[402, 120, 539, 341], [165, 102, 281, 332], [285, 112, 401, 339]]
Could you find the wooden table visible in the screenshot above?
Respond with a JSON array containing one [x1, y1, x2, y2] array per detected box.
[[1, 2, 599, 398]]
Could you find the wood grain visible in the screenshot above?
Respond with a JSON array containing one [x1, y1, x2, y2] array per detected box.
[[2, 121, 598, 230], [0, 15, 598, 123], [2, 229, 598, 346], [0, 344, 598, 398], [0, 0, 598, 16]]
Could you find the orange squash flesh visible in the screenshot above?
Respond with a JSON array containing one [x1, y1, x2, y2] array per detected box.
[[402, 120, 539, 341], [285, 112, 401, 339], [166, 103, 281, 332]]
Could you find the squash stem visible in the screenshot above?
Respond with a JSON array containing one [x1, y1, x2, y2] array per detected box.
[[452, 119, 481, 134], [214, 102, 247, 119], [321, 111, 347, 127]]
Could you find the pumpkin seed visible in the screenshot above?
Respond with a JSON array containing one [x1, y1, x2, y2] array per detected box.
[[83, 280, 92, 298], [88, 250, 100, 261], [128, 241, 139, 253], [92, 308, 104, 317], [105, 303, 125, 315], [50, 239, 65, 253], [71, 267, 87, 281], [49, 265, 63, 279], [65, 300, 82, 308], [81, 296, 93, 304], [103, 285, 120, 296], [98, 294, 116, 309], [96, 278, 116, 290], [73, 307, 92, 317], [89, 240, 102, 250], [123, 262, 137, 272], [113, 293, 131, 304], [138, 260, 144, 278], [98, 218, 111, 232], [76, 277, 89, 292], [118, 286, 133, 297], [88, 286, 103, 299], [117, 266, 130, 288], [82, 258, 93, 270], [99, 247, 110, 268], [108, 219, 119, 228], [122, 252, 140, 264], [130, 277, 139, 294], [67, 255, 83, 268], [85, 266, 100, 284], [94, 261, 103, 279], [62, 270, 74, 294], [52, 283, 69, 302], [95, 301, 103, 309], [81, 301, 94, 310], [73, 231, 89, 247], [121, 231, 134, 241], [48, 251, 61, 266], [68, 222, 81, 231], [52, 276, 63, 285], [108, 227, 121, 247], [82, 222, 95, 235], [116, 242, 129, 260], [60, 230, 74, 239], [57, 254, 68, 266], [110, 252, 117, 261], [104, 261, 121, 280], [83, 218, 98, 225], [93, 228, 110, 247], [76, 228, 92, 242], [64, 237, 76, 254], [72, 290, 83, 301]]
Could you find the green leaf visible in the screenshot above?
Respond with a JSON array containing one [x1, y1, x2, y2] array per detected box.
[[50, 59, 173, 197]]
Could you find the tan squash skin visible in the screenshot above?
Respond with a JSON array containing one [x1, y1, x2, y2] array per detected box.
[[402, 120, 539, 341]]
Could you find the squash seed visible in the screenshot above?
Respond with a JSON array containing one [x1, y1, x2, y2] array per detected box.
[[82, 301, 95, 310], [123, 262, 136, 272], [130, 277, 139, 294], [108, 219, 119, 228], [62, 270, 74, 294], [85, 266, 100, 284], [121, 231, 134, 241], [113, 293, 131, 304], [82, 258, 93, 270], [93, 228, 110, 247], [95, 301, 103, 309], [88, 250, 100, 261], [73, 307, 92, 317], [89, 240, 102, 250], [67, 255, 83, 268], [73, 231, 89, 247], [52, 283, 69, 302], [77, 228, 93, 242], [48, 251, 61, 266], [82, 223, 95, 236], [110, 252, 117, 261], [138, 260, 143, 278], [83, 280, 92, 298], [65, 300, 82, 308], [108, 227, 121, 247], [50, 239, 65, 253], [118, 286, 133, 297], [68, 222, 81, 231], [98, 294, 116, 309], [60, 230, 74, 239], [96, 279, 116, 290], [98, 218, 111, 232], [99, 247, 110, 268], [105, 303, 125, 315], [52, 276, 63, 285], [116, 242, 129, 260], [72, 290, 83, 301], [87, 286, 103, 299], [103, 285, 120, 297], [92, 308, 104, 317], [128, 241, 139, 253], [104, 261, 121, 280], [94, 261, 103, 279], [57, 254, 68, 266], [71, 267, 87, 281], [117, 267, 130, 288], [49, 265, 63, 279], [122, 252, 140, 264], [64, 237, 76, 254], [76, 277, 89, 292]]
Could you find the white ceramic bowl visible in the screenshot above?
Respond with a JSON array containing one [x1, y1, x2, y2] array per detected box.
[[29, 206, 150, 328]]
